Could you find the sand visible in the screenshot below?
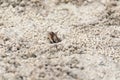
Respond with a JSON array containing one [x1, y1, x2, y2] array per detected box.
[[0, 0, 120, 80]]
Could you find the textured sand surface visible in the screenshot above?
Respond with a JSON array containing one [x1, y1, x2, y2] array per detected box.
[[0, 0, 120, 80]]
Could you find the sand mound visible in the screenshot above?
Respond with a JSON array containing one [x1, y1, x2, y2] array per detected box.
[[0, 0, 120, 80]]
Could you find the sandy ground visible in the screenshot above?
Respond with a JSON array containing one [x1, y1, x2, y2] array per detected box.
[[0, 0, 120, 80]]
